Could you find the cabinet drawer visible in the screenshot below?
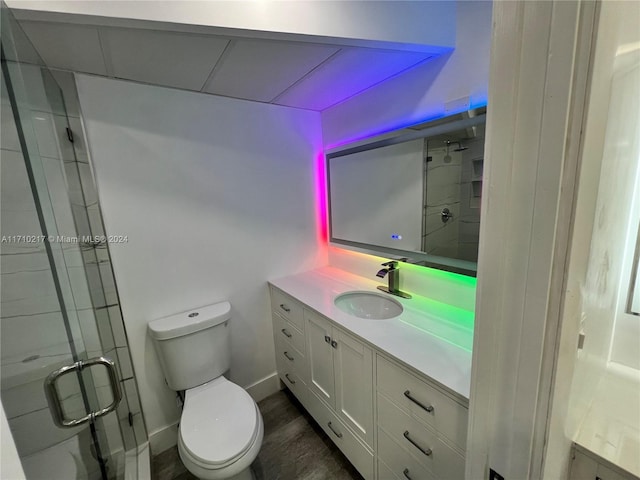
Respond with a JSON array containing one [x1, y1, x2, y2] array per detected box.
[[305, 391, 374, 480], [378, 393, 465, 480], [273, 312, 305, 355], [378, 428, 435, 480], [378, 393, 437, 471], [274, 328, 308, 383], [377, 355, 468, 450], [378, 458, 401, 480], [277, 369, 306, 404], [271, 288, 304, 331]]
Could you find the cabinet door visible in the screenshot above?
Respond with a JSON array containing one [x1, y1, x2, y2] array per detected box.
[[333, 328, 374, 448], [305, 310, 335, 407]]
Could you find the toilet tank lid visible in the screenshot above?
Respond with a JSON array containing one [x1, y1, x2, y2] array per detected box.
[[148, 301, 231, 341]]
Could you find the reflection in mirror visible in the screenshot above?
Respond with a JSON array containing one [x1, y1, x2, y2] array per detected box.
[[627, 224, 640, 315], [327, 108, 486, 276]]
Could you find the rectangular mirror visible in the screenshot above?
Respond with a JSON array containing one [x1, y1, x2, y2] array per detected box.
[[327, 108, 486, 276]]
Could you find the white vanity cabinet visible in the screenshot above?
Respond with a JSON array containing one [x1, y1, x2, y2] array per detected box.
[[270, 288, 308, 398], [376, 355, 467, 480], [269, 283, 469, 480], [305, 309, 374, 449]]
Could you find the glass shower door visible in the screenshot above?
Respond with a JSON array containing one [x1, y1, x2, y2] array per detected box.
[[1, 4, 146, 479]]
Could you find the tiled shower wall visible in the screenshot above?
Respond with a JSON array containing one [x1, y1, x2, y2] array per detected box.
[[1, 64, 90, 458], [458, 136, 483, 262], [422, 136, 483, 261], [1, 60, 145, 478], [422, 144, 462, 258]]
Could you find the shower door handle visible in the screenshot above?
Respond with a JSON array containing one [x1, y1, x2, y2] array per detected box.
[[45, 356, 122, 428]]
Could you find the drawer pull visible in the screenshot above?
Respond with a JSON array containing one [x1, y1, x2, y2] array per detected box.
[[327, 421, 343, 438], [285, 373, 296, 385], [403, 430, 432, 457], [403, 468, 413, 480], [404, 390, 434, 413], [281, 328, 292, 338], [279, 304, 291, 313], [283, 351, 294, 361]]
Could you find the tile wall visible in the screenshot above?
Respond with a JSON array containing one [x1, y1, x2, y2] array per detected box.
[[1, 61, 145, 478]]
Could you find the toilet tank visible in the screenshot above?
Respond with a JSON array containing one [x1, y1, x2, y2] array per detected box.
[[148, 301, 231, 391]]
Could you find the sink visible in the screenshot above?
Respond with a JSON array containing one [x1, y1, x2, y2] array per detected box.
[[334, 291, 403, 320]]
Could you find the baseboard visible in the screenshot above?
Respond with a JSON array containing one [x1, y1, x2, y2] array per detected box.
[[244, 372, 280, 403], [148, 422, 178, 456]]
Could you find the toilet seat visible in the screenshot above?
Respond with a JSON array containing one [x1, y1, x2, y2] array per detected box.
[[179, 377, 260, 469]]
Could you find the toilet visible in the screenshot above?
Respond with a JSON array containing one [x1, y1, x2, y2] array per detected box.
[[148, 301, 263, 480]]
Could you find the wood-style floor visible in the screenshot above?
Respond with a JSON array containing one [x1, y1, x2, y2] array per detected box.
[[151, 389, 364, 480]]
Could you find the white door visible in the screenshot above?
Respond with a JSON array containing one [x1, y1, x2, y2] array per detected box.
[[305, 310, 335, 407], [333, 328, 374, 448]]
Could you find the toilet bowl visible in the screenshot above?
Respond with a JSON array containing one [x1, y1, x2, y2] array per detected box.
[[147, 302, 263, 480], [177, 377, 264, 480]]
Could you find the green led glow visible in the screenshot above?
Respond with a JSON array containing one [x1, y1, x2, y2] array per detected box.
[[400, 261, 478, 288], [406, 295, 474, 329], [332, 248, 477, 350], [401, 294, 475, 351], [401, 289, 475, 352]]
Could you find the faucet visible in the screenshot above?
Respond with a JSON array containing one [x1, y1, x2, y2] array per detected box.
[[376, 261, 412, 299]]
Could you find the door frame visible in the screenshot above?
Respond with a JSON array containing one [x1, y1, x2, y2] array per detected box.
[[466, 1, 597, 478]]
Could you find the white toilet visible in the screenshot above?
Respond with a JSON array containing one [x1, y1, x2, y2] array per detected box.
[[148, 301, 263, 480]]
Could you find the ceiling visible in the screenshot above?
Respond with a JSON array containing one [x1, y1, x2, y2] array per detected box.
[[14, 19, 437, 112]]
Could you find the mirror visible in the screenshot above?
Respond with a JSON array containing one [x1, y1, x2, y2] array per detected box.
[[627, 223, 640, 316], [327, 108, 486, 276]]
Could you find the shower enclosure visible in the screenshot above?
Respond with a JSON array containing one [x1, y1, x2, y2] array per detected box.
[[1, 4, 147, 479]]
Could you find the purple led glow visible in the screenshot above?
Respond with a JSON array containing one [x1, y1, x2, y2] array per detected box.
[[325, 98, 488, 150]]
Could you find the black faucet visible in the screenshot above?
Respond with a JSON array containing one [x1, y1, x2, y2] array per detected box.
[[376, 260, 412, 299]]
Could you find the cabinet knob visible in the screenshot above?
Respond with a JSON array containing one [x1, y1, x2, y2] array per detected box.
[[324, 335, 331, 344], [331, 340, 338, 349]]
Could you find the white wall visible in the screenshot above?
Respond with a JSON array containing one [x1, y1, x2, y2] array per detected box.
[[321, 1, 492, 148], [0, 403, 26, 480], [75, 75, 325, 449], [7, 1, 455, 52]]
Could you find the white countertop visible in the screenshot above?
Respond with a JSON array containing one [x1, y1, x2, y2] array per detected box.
[[574, 366, 640, 477], [269, 266, 474, 401]]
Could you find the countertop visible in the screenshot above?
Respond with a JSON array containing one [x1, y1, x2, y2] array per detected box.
[[574, 365, 640, 477], [269, 266, 474, 401]]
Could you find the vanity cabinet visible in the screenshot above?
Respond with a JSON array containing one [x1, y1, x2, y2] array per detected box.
[[270, 287, 374, 479], [269, 285, 468, 480], [376, 355, 466, 480], [271, 288, 308, 398], [305, 309, 374, 448]]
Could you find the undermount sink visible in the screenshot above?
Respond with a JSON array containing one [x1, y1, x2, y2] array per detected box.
[[334, 291, 403, 320]]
